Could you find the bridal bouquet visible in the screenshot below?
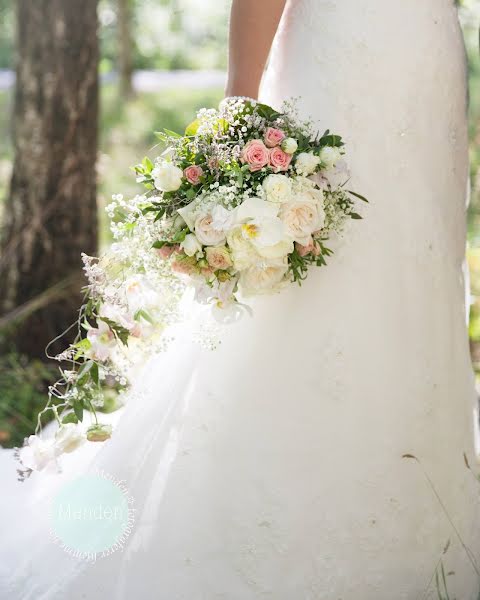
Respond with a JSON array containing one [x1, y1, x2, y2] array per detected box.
[[17, 97, 367, 477]]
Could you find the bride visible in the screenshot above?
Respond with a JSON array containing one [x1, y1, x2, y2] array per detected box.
[[2, 0, 480, 598]]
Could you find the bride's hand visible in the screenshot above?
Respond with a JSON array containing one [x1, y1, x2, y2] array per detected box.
[[225, 0, 286, 100]]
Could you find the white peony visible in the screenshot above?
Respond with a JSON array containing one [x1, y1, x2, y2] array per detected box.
[[262, 174, 293, 204], [295, 152, 321, 176], [152, 161, 183, 192], [319, 146, 342, 169], [239, 259, 288, 296], [19, 435, 56, 472], [182, 233, 203, 257], [178, 198, 234, 234], [281, 137, 298, 154], [279, 195, 325, 245], [55, 424, 86, 455], [210, 205, 235, 232]]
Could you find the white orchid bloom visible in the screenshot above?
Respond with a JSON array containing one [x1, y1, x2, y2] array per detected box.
[[87, 320, 117, 361], [234, 197, 280, 223]]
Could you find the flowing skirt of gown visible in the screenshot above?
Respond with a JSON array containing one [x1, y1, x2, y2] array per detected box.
[[2, 0, 480, 598]]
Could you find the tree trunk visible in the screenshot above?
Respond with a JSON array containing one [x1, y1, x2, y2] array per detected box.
[[118, 0, 134, 99], [0, 0, 99, 359]]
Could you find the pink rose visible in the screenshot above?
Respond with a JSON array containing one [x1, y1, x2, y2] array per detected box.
[[295, 239, 321, 257], [156, 245, 176, 260], [269, 147, 292, 172], [171, 253, 198, 276], [264, 127, 286, 148], [184, 165, 203, 185], [240, 139, 270, 172]]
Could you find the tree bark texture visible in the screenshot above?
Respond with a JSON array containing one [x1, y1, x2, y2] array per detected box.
[[118, 0, 134, 99], [0, 0, 99, 358]]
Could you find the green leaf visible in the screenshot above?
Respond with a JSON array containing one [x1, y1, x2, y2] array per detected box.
[[73, 400, 84, 422], [164, 128, 182, 138], [62, 412, 79, 425], [73, 338, 92, 350], [172, 227, 189, 243], [350, 213, 363, 219], [254, 102, 281, 120], [98, 317, 130, 346], [152, 240, 167, 249], [185, 119, 200, 136], [134, 309, 155, 325], [185, 187, 196, 200], [77, 360, 94, 384], [91, 362, 99, 386], [142, 156, 154, 173], [347, 190, 369, 203], [319, 134, 344, 147], [154, 131, 169, 142]]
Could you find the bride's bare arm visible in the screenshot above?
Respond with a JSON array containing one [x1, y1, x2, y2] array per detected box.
[[226, 0, 286, 99]]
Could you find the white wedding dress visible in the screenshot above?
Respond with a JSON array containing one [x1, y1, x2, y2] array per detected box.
[[2, 0, 480, 598]]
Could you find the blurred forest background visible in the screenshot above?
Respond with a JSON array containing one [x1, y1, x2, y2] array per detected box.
[[0, 0, 478, 447]]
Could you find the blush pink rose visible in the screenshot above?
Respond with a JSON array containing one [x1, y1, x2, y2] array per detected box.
[[184, 165, 203, 185], [171, 254, 198, 276], [269, 147, 292, 172], [240, 139, 270, 172], [296, 238, 321, 257], [156, 245, 177, 260], [264, 127, 286, 148]]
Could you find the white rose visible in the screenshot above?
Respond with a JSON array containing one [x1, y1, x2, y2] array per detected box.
[[226, 225, 260, 270], [195, 214, 227, 246], [205, 246, 233, 270], [55, 424, 86, 455], [295, 152, 321, 176], [19, 435, 56, 472], [182, 233, 203, 257], [281, 137, 298, 154], [152, 162, 183, 192], [292, 176, 325, 204], [262, 174, 293, 204], [319, 146, 342, 169], [279, 195, 325, 245], [256, 237, 294, 260], [239, 259, 288, 296]]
